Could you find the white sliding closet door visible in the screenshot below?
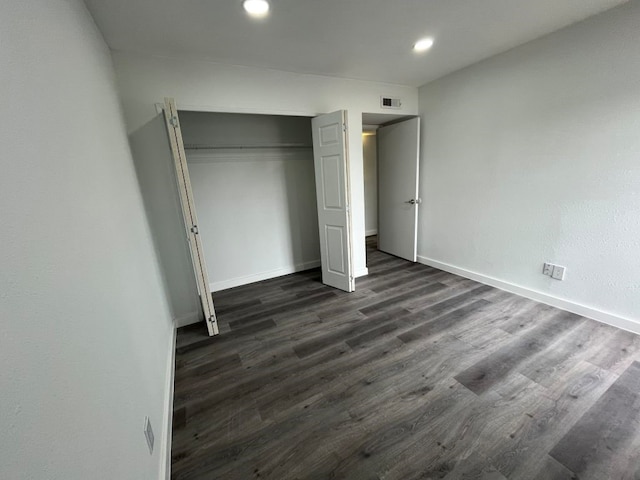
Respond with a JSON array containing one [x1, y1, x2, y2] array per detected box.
[[311, 110, 354, 292], [162, 98, 218, 336]]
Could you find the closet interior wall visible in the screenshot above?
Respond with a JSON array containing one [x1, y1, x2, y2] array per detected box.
[[179, 111, 321, 292], [362, 131, 378, 237]]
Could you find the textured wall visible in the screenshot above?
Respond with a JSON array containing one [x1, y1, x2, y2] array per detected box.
[[418, 1, 640, 326], [0, 1, 174, 478]]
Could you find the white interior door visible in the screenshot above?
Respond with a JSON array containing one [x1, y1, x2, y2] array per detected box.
[[162, 98, 219, 336], [377, 117, 421, 262], [311, 110, 354, 292]]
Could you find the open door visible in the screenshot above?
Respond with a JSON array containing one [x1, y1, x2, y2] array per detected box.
[[377, 117, 420, 262], [311, 110, 355, 292], [162, 98, 219, 336]]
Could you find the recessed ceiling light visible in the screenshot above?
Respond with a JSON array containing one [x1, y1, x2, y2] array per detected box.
[[413, 37, 434, 52], [243, 0, 270, 18]]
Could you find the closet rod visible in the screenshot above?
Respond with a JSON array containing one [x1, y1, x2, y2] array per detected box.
[[184, 143, 313, 150]]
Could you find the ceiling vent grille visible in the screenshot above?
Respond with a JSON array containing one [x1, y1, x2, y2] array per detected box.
[[381, 96, 402, 109]]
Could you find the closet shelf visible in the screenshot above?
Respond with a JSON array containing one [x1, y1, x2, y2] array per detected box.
[[184, 143, 313, 150]]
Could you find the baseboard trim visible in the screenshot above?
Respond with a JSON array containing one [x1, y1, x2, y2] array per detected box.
[[173, 310, 201, 328], [355, 267, 369, 278], [209, 260, 321, 292], [365, 229, 378, 237], [417, 255, 640, 335], [160, 325, 177, 480]]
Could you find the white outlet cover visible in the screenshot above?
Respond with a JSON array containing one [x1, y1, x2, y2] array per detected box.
[[144, 416, 154, 454], [552, 265, 566, 281], [543, 263, 554, 276]]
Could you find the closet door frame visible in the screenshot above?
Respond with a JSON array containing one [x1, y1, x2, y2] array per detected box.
[[162, 98, 219, 336]]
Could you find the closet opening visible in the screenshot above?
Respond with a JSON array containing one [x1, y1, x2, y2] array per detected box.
[[134, 99, 355, 336], [178, 110, 322, 293]]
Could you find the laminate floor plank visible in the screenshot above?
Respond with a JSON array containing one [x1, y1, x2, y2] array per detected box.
[[368, 269, 443, 293], [324, 330, 470, 397], [326, 381, 478, 479], [174, 341, 349, 414], [519, 319, 615, 388], [366, 253, 405, 269], [174, 351, 242, 385], [406, 284, 494, 317], [549, 361, 640, 479], [498, 302, 559, 335], [256, 338, 407, 421], [397, 298, 492, 344], [357, 260, 432, 285], [228, 291, 337, 329], [398, 279, 486, 313], [531, 456, 577, 480], [337, 338, 481, 428], [485, 362, 617, 479], [587, 328, 640, 374], [316, 277, 446, 321], [293, 306, 409, 358], [378, 374, 547, 479], [454, 311, 584, 395], [214, 298, 263, 315], [359, 282, 449, 316], [171, 237, 640, 480], [455, 294, 537, 333], [443, 453, 507, 480], [452, 304, 516, 350]]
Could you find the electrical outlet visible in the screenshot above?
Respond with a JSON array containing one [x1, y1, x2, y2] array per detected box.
[[542, 263, 554, 276], [144, 416, 154, 454], [552, 265, 566, 281]]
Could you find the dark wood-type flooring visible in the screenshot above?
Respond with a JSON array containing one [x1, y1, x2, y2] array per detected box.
[[172, 237, 640, 479]]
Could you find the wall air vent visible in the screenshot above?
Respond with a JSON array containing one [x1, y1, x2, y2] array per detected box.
[[381, 96, 402, 109]]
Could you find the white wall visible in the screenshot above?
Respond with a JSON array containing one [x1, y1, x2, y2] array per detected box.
[[418, 1, 640, 331], [113, 52, 418, 278], [363, 134, 378, 236], [130, 115, 202, 327], [0, 1, 175, 479], [180, 112, 320, 291]]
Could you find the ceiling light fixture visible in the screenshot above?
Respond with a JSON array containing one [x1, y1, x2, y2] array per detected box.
[[413, 37, 434, 52], [243, 0, 270, 18]]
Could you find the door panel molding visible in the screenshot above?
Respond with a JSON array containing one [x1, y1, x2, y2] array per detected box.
[[312, 110, 354, 292]]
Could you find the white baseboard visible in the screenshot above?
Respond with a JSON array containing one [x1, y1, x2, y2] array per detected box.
[[160, 325, 177, 480], [355, 267, 369, 278], [365, 229, 378, 237], [209, 260, 321, 292], [173, 310, 202, 328], [417, 255, 640, 335]]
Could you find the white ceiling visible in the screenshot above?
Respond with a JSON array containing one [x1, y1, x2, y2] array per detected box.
[[84, 0, 627, 87]]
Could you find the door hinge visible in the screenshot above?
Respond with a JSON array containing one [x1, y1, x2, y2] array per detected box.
[[208, 316, 216, 324], [170, 116, 179, 128], [190, 225, 199, 235], [342, 123, 347, 132]]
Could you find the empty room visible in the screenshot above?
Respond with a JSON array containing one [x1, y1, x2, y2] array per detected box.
[[2, 1, 639, 479]]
